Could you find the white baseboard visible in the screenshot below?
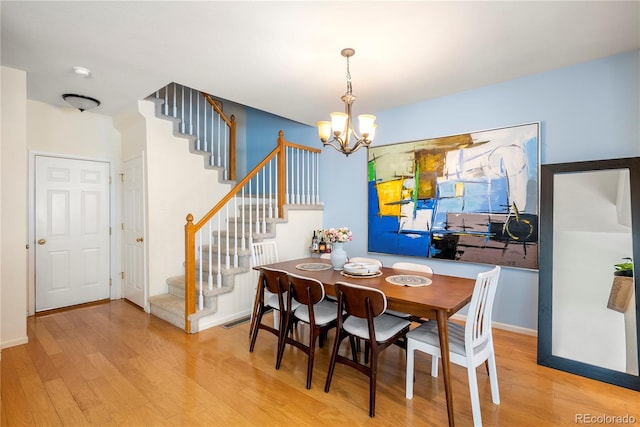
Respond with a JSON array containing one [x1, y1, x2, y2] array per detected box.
[[1, 336, 29, 349], [450, 313, 537, 337], [198, 309, 252, 332]]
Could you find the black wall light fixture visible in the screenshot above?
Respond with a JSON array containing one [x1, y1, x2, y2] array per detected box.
[[62, 93, 101, 112]]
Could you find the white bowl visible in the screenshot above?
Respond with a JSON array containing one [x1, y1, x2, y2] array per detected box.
[[343, 262, 380, 275]]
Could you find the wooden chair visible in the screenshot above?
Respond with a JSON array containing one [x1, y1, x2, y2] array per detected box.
[[277, 273, 339, 389], [405, 266, 501, 427], [346, 258, 411, 321], [249, 267, 300, 365], [325, 281, 411, 417]]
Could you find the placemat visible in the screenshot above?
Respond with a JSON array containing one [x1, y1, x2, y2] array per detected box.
[[385, 275, 432, 287], [340, 270, 383, 279], [296, 263, 333, 271]]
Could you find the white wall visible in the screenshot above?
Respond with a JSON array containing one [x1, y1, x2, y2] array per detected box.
[[26, 100, 123, 308], [1, 67, 28, 348], [138, 100, 235, 297]]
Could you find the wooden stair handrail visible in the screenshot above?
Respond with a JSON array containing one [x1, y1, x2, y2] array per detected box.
[[183, 130, 320, 332], [202, 93, 237, 181]]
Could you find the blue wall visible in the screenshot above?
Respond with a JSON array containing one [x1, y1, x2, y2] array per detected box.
[[245, 107, 317, 173], [320, 50, 640, 331]]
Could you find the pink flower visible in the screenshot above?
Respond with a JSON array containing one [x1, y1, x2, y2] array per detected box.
[[323, 227, 352, 243]]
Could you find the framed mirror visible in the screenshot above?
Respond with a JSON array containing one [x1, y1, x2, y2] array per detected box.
[[538, 157, 640, 391]]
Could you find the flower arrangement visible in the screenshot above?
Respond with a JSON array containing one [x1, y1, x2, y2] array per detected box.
[[323, 227, 352, 243]]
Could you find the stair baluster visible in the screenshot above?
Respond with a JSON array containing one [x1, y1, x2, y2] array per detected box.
[[150, 85, 323, 333]]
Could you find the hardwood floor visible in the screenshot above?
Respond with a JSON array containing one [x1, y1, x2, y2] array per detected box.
[[1, 300, 638, 426]]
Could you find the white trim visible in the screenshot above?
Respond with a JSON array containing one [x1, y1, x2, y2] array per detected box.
[[450, 313, 538, 337], [197, 309, 253, 331], [1, 336, 29, 349]]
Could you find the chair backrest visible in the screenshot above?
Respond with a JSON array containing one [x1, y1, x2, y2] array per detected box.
[[287, 272, 325, 306], [260, 266, 289, 295], [348, 257, 382, 267], [251, 241, 279, 267], [391, 261, 433, 274], [465, 266, 501, 350], [334, 281, 387, 319]]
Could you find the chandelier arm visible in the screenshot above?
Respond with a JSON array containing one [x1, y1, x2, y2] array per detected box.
[[350, 139, 367, 154], [324, 139, 348, 154]]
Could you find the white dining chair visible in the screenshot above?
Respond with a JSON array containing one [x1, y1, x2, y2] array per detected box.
[[251, 241, 281, 328], [405, 266, 501, 427], [391, 261, 433, 274], [251, 240, 279, 267]]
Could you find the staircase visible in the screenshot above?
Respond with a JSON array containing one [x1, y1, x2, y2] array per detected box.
[[149, 205, 282, 331], [142, 83, 322, 333]]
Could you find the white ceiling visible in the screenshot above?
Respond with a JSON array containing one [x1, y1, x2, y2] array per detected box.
[[2, 1, 639, 126]]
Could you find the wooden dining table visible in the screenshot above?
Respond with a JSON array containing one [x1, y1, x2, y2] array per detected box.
[[257, 257, 477, 427]]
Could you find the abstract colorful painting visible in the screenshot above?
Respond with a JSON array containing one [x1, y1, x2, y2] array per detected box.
[[367, 123, 539, 269]]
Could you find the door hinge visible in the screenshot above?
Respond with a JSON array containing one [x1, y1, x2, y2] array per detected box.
[[109, 278, 112, 287], [120, 173, 124, 183], [121, 223, 124, 230], [109, 176, 112, 184], [120, 272, 125, 279], [109, 227, 112, 235]]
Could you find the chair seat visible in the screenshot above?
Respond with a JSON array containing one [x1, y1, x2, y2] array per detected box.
[[344, 313, 411, 342], [407, 321, 466, 356], [294, 299, 338, 325], [407, 318, 493, 358], [266, 291, 300, 311]]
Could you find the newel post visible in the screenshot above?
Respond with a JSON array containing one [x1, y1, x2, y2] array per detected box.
[[277, 130, 286, 218], [184, 213, 196, 333]]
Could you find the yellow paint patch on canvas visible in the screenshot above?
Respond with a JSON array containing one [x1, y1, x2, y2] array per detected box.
[[376, 179, 403, 216]]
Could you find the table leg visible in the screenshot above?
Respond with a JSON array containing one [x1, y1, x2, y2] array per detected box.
[[436, 309, 455, 427]]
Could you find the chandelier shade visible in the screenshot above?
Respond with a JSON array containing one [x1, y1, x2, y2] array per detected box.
[[317, 48, 376, 156]]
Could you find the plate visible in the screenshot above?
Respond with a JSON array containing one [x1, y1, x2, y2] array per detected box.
[[385, 275, 432, 287], [296, 263, 333, 271], [340, 270, 383, 279], [343, 262, 380, 275]]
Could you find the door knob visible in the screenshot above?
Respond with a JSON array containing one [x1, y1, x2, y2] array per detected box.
[[37, 239, 46, 245], [136, 237, 144, 243]]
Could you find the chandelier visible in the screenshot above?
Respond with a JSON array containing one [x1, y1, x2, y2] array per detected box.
[[317, 48, 376, 156]]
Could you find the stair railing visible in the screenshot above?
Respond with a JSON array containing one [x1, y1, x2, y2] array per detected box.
[[183, 131, 321, 332], [153, 83, 237, 180]]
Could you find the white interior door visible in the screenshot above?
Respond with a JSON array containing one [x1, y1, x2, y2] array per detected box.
[[35, 156, 111, 311], [122, 155, 147, 309]]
